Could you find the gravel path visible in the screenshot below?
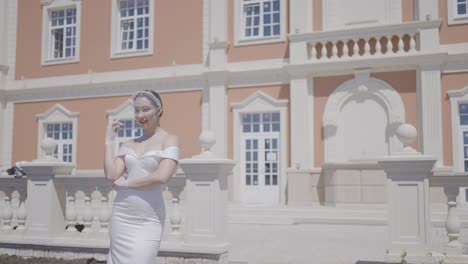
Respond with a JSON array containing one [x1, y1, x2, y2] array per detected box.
[[0, 255, 106, 264]]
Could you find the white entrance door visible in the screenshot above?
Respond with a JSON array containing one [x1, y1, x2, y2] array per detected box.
[[241, 112, 280, 204]]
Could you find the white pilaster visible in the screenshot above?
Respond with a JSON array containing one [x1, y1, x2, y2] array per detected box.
[[417, 66, 444, 166], [202, 77, 228, 158], [289, 76, 314, 169], [289, 0, 312, 34], [0, 100, 13, 171], [415, 0, 438, 21], [6, 0, 18, 81]]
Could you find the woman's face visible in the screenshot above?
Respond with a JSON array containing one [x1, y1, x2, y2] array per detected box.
[[134, 96, 160, 129]]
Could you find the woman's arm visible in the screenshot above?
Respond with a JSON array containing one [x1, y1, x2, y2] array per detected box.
[[103, 120, 126, 182], [116, 135, 179, 190]]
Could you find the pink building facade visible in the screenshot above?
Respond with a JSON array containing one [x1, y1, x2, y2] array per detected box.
[[1, 0, 468, 207]]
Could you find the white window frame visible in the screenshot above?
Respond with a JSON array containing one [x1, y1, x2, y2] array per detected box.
[[41, 0, 81, 66], [36, 104, 79, 164], [234, 0, 286, 46], [231, 91, 288, 205], [448, 87, 468, 172], [107, 98, 142, 154], [448, 0, 468, 25], [110, 0, 155, 59]]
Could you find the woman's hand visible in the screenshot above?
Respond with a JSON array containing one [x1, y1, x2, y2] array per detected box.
[[105, 120, 123, 145]]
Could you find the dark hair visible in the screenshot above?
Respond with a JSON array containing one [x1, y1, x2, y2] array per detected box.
[[145, 90, 163, 117]]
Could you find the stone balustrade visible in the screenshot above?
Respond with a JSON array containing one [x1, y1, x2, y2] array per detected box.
[[289, 20, 440, 62]]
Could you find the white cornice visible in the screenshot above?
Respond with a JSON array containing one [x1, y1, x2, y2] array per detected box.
[[448, 86, 468, 98], [3, 48, 466, 103]]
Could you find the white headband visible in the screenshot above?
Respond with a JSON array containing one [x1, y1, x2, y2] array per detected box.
[[134, 91, 161, 108]]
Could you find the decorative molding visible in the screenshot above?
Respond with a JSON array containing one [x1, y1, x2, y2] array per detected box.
[[323, 0, 402, 31], [448, 86, 468, 172], [323, 73, 405, 162], [231, 90, 288, 110], [106, 98, 134, 120], [36, 103, 79, 121]]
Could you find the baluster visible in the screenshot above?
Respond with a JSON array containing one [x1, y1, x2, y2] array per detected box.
[[10, 190, 20, 228], [320, 42, 326, 60], [16, 200, 27, 230], [91, 189, 102, 232], [397, 35, 404, 53], [342, 40, 349, 58], [353, 39, 359, 57], [331, 41, 338, 59], [363, 38, 371, 56], [409, 34, 416, 52], [99, 197, 111, 233], [82, 197, 93, 234], [2, 197, 12, 230], [445, 187, 463, 255], [66, 196, 78, 232], [375, 37, 382, 55], [310, 43, 317, 60], [385, 36, 391, 54]]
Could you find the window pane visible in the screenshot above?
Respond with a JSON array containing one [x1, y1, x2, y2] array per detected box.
[[246, 175, 251, 185], [272, 175, 278, 185], [272, 123, 280, 131], [273, 0, 280, 11], [253, 140, 258, 149], [253, 124, 260, 132], [264, 14, 271, 24], [464, 146, 468, 159], [264, 124, 270, 132], [460, 115, 468, 125], [252, 113, 260, 122], [264, 26, 271, 36], [272, 112, 280, 121], [273, 25, 280, 35], [264, 2, 271, 12], [465, 161, 468, 172], [253, 175, 258, 185], [246, 152, 251, 161], [265, 175, 270, 185], [243, 124, 251, 132], [246, 139, 251, 149], [458, 3, 467, 15], [246, 163, 251, 173]]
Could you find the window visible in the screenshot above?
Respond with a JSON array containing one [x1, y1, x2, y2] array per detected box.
[[242, 112, 280, 133], [234, 0, 286, 46], [459, 103, 468, 171], [107, 99, 143, 154], [116, 119, 142, 148], [37, 104, 79, 164], [41, 0, 81, 65], [448, 0, 468, 25], [111, 0, 154, 58], [46, 122, 74, 162]]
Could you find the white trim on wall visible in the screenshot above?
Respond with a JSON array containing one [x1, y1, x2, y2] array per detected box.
[[232, 91, 288, 204], [448, 86, 468, 172], [322, 0, 402, 31]]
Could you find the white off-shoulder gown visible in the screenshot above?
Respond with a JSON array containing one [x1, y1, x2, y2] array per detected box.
[[107, 146, 180, 264]]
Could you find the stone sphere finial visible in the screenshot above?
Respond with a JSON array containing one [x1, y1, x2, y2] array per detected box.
[[199, 130, 216, 156], [40, 137, 58, 160], [396, 123, 417, 153]]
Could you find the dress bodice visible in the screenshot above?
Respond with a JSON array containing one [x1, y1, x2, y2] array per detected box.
[[118, 146, 180, 180]]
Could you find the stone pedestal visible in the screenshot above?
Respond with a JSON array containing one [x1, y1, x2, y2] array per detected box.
[[379, 156, 436, 258], [19, 161, 74, 238], [286, 168, 323, 206], [179, 158, 234, 247]]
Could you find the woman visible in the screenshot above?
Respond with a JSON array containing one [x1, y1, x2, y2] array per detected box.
[[104, 90, 179, 264]]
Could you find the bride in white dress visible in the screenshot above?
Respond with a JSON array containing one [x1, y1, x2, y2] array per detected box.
[[104, 90, 180, 264]]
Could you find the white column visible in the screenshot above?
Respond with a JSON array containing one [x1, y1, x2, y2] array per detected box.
[[0, 101, 13, 171], [417, 66, 444, 166], [289, 76, 314, 170], [179, 136, 234, 259], [379, 124, 436, 262], [19, 138, 74, 238], [202, 77, 228, 158], [288, 0, 312, 65]]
